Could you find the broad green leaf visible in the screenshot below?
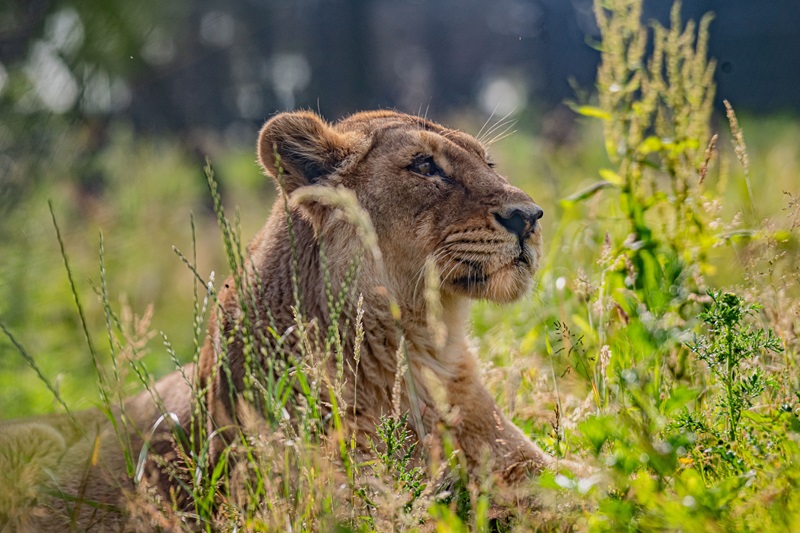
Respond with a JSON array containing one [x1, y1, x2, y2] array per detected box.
[[579, 415, 617, 455], [573, 105, 611, 120], [638, 136, 664, 155], [773, 230, 792, 242], [599, 168, 624, 185], [662, 385, 700, 415], [561, 180, 617, 206]]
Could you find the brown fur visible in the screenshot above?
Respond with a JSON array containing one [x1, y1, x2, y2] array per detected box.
[[201, 110, 556, 480], [1, 110, 561, 530], [0, 368, 193, 531]]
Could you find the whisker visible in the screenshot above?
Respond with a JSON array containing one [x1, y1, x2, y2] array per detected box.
[[478, 108, 517, 144], [478, 108, 513, 144], [480, 117, 515, 143], [441, 236, 509, 247], [476, 102, 501, 142], [484, 116, 518, 143], [441, 257, 463, 284], [441, 244, 505, 255], [486, 127, 518, 146]]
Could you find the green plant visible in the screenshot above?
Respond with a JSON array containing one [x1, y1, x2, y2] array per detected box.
[[353, 413, 429, 530], [589, 0, 716, 254], [543, 4, 728, 450], [688, 291, 782, 442], [373, 414, 427, 513], [523, 0, 800, 530]]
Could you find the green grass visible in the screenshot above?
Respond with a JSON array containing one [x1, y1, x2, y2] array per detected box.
[[3, 0, 800, 530]]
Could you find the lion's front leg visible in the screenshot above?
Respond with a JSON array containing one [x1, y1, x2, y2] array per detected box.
[[443, 358, 556, 484]]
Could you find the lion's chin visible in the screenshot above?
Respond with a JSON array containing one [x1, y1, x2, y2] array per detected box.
[[449, 261, 535, 303]]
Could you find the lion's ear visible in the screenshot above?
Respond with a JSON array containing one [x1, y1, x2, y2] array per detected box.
[[257, 111, 350, 194]]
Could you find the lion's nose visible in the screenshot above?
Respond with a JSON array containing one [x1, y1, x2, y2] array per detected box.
[[493, 204, 544, 239]]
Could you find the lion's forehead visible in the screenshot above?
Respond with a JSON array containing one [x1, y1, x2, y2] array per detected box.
[[336, 111, 488, 162]]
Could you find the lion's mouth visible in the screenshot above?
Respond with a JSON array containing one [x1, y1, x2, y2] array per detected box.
[[434, 233, 539, 301], [516, 246, 532, 267], [446, 247, 534, 289], [449, 258, 489, 288], [451, 272, 488, 288]]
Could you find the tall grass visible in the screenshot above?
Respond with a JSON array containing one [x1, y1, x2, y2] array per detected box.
[[2, 0, 800, 531]]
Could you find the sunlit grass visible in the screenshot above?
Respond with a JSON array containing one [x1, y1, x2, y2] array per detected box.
[[2, 0, 800, 530]]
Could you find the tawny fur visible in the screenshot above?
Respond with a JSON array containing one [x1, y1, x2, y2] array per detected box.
[[0, 369, 192, 531], [201, 110, 555, 479], [1, 110, 562, 530]]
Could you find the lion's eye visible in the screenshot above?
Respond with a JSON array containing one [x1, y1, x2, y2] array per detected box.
[[409, 155, 439, 177]]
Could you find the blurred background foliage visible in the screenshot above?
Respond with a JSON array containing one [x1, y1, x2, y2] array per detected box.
[[1, 0, 799, 421]]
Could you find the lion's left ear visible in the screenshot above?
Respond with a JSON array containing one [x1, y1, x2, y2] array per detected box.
[[257, 111, 351, 194]]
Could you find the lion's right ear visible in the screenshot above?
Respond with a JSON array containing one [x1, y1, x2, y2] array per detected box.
[[257, 111, 351, 194]]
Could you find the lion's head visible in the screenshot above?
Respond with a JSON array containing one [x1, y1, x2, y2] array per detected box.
[[257, 110, 543, 304]]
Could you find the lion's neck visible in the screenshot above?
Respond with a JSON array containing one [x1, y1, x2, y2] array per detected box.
[[250, 207, 471, 382], [241, 207, 480, 442]]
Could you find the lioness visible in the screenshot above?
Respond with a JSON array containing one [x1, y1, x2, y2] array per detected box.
[[200, 110, 557, 482], [1, 110, 566, 530]]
